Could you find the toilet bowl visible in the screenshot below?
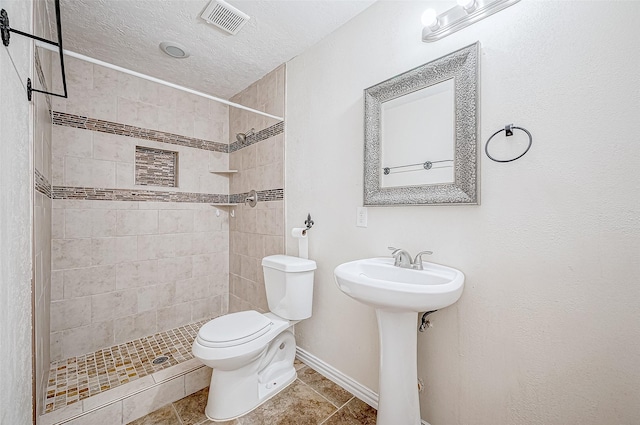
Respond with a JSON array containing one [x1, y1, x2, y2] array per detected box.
[[192, 255, 316, 422]]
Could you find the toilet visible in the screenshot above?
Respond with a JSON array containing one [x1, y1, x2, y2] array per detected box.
[[192, 254, 316, 422]]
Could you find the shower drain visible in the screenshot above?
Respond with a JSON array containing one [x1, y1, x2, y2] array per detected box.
[[152, 356, 169, 365]]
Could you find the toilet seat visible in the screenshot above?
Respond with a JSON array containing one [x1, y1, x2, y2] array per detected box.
[[197, 311, 274, 348], [193, 312, 291, 366]]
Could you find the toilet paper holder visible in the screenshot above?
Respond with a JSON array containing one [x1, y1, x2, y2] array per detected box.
[[304, 213, 314, 230], [292, 215, 313, 259]]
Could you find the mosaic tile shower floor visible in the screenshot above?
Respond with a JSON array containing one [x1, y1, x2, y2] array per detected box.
[[45, 320, 208, 413]]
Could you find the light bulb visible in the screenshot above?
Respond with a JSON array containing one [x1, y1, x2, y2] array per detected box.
[[457, 0, 477, 11], [421, 9, 439, 29]]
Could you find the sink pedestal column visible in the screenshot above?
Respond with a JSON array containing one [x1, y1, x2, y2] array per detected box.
[[375, 309, 421, 425]]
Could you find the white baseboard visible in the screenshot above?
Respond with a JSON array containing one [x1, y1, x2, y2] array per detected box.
[[296, 347, 378, 408], [295, 347, 431, 425]]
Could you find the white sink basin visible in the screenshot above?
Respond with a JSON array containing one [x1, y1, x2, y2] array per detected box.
[[334, 257, 464, 312], [333, 257, 464, 425]]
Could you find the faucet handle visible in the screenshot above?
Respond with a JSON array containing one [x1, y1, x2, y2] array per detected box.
[[412, 251, 433, 270], [388, 246, 402, 255], [244, 189, 257, 207]]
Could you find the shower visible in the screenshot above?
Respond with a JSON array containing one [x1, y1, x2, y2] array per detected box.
[[236, 128, 255, 143]]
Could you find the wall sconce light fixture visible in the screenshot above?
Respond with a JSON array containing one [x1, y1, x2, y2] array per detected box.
[[422, 0, 520, 42]]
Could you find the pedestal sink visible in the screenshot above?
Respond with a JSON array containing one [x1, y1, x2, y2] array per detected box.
[[334, 257, 464, 425]]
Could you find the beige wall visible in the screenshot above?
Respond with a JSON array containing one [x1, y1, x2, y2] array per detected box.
[[50, 57, 230, 360], [33, 0, 53, 415], [286, 1, 640, 424], [0, 0, 35, 423], [229, 65, 286, 313]]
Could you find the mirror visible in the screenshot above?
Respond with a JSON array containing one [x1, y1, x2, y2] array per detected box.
[[380, 78, 455, 188], [364, 42, 479, 206]]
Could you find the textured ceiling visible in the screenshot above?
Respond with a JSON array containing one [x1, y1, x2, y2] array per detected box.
[[56, 0, 375, 99]]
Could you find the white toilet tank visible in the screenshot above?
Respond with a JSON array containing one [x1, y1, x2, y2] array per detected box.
[[262, 255, 316, 320]]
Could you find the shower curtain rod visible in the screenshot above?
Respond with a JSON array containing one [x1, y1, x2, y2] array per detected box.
[[35, 41, 285, 121]]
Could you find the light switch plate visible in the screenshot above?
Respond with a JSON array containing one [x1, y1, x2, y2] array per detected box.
[[356, 207, 368, 228]]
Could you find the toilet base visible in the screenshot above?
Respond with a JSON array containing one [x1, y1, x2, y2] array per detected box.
[[204, 330, 297, 421], [205, 368, 296, 422]]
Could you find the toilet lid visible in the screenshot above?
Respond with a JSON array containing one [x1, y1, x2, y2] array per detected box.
[[197, 310, 273, 348]]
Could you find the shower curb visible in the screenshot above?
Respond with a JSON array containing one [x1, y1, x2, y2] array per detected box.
[[38, 360, 210, 425]]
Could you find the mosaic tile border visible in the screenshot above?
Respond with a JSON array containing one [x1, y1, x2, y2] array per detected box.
[[52, 111, 282, 155], [35, 169, 52, 198], [51, 111, 229, 153], [52, 186, 284, 204], [229, 121, 284, 153], [52, 186, 228, 203], [45, 320, 209, 413], [230, 188, 284, 204]]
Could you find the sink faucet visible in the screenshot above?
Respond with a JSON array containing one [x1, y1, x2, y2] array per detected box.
[[388, 247, 433, 270], [388, 247, 412, 268]]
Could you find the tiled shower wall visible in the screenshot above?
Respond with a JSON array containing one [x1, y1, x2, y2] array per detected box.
[[229, 65, 286, 313], [50, 57, 230, 361], [33, 0, 54, 414]]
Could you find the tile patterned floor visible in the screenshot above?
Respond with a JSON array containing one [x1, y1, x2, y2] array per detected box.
[[45, 320, 209, 413], [128, 360, 377, 425]]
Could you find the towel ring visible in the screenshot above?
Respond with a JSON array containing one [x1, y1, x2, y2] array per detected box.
[[485, 124, 533, 163]]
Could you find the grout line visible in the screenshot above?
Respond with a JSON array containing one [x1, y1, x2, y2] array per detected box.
[[334, 395, 355, 411], [117, 400, 124, 425], [317, 402, 347, 425], [295, 376, 345, 411], [296, 366, 355, 410], [192, 417, 211, 425], [170, 403, 185, 425]]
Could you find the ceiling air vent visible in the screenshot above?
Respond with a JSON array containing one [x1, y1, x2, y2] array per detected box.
[[201, 0, 250, 35]]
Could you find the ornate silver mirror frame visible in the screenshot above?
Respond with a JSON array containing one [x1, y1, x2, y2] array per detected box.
[[363, 42, 479, 206]]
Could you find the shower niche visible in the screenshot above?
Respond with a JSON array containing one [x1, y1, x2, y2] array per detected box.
[[135, 146, 179, 187]]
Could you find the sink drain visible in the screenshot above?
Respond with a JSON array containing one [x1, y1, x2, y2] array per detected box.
[[152, 356, 169, 365]]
